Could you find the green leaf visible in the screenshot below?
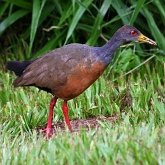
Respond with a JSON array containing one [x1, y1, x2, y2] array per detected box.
[[34, 30, 66, 57], [143, 8, 165, 50], [130, 0, 146, 25], [0, 2, 9, 17], [29, 0, 46, 56], [4, 0, 32, 10], [0, 9, 29, 36], [21, 3, 55, 41], [58, 5, 74, 25], [153, 0, 165, 26], [111, 0, 130, 24], [64, 0, 93, 44], [87, 0, 112, 45]]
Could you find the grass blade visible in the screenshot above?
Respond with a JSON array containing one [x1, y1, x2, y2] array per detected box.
[[4, 0, 32, 10], [34, 30, 66, 57], [143, 8, 165, 50], [64, 0, 93, 44], [130, 0, 146, 25], [29, 0, 46, 56], [87, 0, 112, 45], [0, 2, 9, 17], [0, 9, 29, 36], [153, 0, 165, 26], [58, 5, 74, 25], [111, 0, 130, 24]]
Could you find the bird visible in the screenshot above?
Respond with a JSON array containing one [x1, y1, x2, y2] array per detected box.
[[6, 25, 156, 137]]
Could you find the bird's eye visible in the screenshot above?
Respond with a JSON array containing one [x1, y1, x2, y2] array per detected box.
[[130, 30, 138, 36]]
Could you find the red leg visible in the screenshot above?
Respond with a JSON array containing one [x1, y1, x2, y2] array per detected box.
[[62, 101, 72, 132], [45, 96, 57, 137]]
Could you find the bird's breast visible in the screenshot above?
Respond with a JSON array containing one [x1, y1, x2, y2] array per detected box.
[[53, 61, 105, 100]]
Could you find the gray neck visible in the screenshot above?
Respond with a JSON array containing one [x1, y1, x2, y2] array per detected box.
[[96, 34, 124, 66]]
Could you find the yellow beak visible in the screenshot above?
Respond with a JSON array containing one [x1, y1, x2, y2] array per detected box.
[[138, 34, 157, 45]]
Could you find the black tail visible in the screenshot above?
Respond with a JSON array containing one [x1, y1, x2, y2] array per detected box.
[[6, 61, 33, 76]]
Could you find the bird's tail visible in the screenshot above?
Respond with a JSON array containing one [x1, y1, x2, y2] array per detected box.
[[6, 60, 32, 76]]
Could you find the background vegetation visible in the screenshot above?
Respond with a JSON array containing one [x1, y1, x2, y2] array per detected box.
[[0, 0, 165, 164]]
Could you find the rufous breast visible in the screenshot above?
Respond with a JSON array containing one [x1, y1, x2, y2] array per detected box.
[[53, 61, 105, 100]]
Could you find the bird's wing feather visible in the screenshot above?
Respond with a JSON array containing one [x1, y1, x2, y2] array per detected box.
[[14, 44, 93, 92]]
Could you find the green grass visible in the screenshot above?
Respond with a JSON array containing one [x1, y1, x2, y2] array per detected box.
[[0, 47, 165, 164], [0, 0, 165, 164]]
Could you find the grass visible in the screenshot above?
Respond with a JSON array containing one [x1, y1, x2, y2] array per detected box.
[[0, 47, 165, 164], [0, 0, 165, 164]]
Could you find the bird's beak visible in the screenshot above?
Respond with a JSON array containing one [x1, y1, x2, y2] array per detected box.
[[137, 33, 157, 45]]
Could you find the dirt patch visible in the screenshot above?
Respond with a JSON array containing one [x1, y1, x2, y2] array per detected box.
[[54, 115, 118, 131], [38, 115, 119, 134]]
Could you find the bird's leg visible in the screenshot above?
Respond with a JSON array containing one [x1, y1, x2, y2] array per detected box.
[[44, 96, 57, 137], [62, 101, 72, 132]]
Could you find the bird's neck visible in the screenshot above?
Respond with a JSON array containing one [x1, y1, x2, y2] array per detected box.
[[97, 35, 124, 66]]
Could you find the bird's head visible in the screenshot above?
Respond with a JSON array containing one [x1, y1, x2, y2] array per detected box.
[[116, 25, 156, 45]]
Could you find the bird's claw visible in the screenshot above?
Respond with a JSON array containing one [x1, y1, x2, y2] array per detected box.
[[41, 127, 55, 139]]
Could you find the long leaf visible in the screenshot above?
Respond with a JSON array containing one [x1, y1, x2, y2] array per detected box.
[[143, 8, 165, 50], [0, 9, 29, 36], [87, 0, 112, 45], [111, 0, 130, 24], [130, 0, 146, 25], [29, 0, 46, 56], [59, 5, 74, 25], [4, 0, 32, 10], [34, 30, 66, 58], [0, 2, 9, 17], [21, 3, 55, 41], [64, 0, 93, 44], [153, 0, 165, 26]]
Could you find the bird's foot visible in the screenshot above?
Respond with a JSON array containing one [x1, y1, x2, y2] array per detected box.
[[41, 127, 55, 139]]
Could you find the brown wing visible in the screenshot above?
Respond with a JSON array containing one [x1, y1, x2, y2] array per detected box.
[[14, 44, 93, 93]]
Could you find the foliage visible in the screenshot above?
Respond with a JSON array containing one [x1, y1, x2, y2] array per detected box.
[[0, 56, 165, 163], [0, 0, 165, 59]]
